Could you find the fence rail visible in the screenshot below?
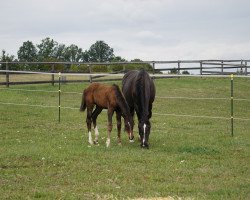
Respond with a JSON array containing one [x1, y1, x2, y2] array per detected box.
[[1, 71, 250, 136], [0, 60, 249, 86]]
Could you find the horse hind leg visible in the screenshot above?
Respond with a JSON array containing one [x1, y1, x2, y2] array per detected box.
[[92, 106, 102, 145], [116, 112, 122, 145], [86, 106, 94, 145], [94, 127, 99, 144], [148, 103, 153, 119], [106, 108, 114, 147]]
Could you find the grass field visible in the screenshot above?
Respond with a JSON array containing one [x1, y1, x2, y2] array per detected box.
[[0, 77, 249, 199]]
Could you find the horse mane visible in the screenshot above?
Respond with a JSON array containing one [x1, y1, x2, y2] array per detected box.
[[112, 84, 131, 118]]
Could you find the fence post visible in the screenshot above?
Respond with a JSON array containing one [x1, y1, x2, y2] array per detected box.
[[152, 62, 155, 80], [240, 60, 243, 74], [177, 61, 180, 75], [221, 61, 224, 74], [245, 61, 248, 76], [51, 64, 55, 86], [6, 61, 9, 87], [200, 61, 203, 76], [230, 74, 234, 137], [58, 72, 61, 123], [88, 65, 92, 83]]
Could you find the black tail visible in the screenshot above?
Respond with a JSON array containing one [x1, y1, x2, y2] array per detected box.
[[80, 91, 86, 112], [136, 69, 149, 119]]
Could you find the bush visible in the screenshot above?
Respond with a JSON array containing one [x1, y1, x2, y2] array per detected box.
[[76, 64, 89, 73], [169, 67, 178, 74], [182, 70, 190, 75], [111, 65, 124, 72], [91, 65, 108, 72]]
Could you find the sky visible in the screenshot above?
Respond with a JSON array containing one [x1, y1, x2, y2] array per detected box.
[[0, 0, 250, 61]]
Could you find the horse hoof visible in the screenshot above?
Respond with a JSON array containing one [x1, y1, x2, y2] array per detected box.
[[106, 139, 110, 147], [129, 139, 134, 143], [93, 140, 99, 145], [141, 144, 149, 149], [118, 142, 122, 146]]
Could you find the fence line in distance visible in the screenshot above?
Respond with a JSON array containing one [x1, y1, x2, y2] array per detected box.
[[0, 101, 249, 121]]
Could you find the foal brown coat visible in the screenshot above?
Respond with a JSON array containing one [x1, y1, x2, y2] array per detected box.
[[81, 83, 119, 110], [80, 83, 134, 147]]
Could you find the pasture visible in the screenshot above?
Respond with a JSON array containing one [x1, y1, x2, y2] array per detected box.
[[0, 76, 249, 199]]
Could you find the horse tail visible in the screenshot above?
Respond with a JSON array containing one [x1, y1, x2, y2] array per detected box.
[[136, 69, 150, 118], [80, 90, 86, 112]]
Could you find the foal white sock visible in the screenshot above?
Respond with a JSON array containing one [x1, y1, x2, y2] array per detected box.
[[88, 131, 93, 145], [106, 138, 111, 147], [94, 126, 99, 143]]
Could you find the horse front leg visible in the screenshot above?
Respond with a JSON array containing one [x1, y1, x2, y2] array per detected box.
[[106, 108, 114, 147], [116, 111, 122, 145]]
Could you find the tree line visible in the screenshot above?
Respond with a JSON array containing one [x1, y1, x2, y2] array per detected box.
[[0, 38, 155, 72]]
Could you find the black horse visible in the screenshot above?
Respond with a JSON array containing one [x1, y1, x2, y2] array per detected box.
[[122, 69, 155, 148]]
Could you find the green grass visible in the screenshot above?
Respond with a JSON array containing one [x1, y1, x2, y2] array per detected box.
[[0, 77, 250, 199]]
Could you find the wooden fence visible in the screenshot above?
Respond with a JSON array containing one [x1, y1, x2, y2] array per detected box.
[[0, 60, 249, 86]]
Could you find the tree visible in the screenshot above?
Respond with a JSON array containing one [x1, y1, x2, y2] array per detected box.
[[0, 50, 16, 70], [64, 44, 84, 62], [82, 50, 90, 62], [53, 44, 66, 61], [37, 37, 58, 61], [88, 41, 114, 62], [17, 41, 37, 62], [111, 56, 127, 62], [0, 50, 15, 62]]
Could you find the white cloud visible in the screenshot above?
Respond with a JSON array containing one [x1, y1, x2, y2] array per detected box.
[[0, 0, 250, 60]]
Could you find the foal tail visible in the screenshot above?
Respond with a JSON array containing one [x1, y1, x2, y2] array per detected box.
[[80, 90, 86, 112]]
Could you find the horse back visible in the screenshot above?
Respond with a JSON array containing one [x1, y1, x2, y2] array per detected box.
[[122, 69, 155, 115], [122, 71, 138, 105], [137, 69, 155, 100], [84, 83, 117, 108], [123, 70, 155, 99]]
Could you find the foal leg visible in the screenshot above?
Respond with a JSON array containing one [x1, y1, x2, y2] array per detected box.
[[116, 112, 122, 145], [91, 106, 103, 144], [86, 106, 94, 145], [106, 108, 114, 147]]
